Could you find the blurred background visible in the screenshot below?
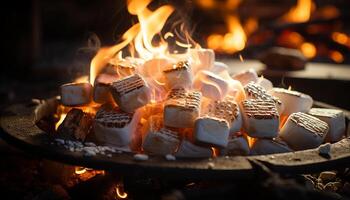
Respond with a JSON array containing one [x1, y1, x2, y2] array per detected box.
[[2, 0, 350, 109]]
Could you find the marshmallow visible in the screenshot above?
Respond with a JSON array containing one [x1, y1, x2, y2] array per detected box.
[[204, 97, 242, 133], [105, 58, 136, 77], [250, 138, 292, 155], [241, 99, 280, 138], [194, 117, 230, 147], [142, 128, 180, 155], [193, 70, 229, 100], [228, 79, 246, 102], [189, 48, 215, 74], [93, 74, 119, 104], [211, 62, 229, 74], [308, 108, 346, 142], [232, 68, 258, 86], [60, 82, 92, 106], [244, 82, 284, 115], [269, 88, 313, 116], [256, 76, 273, 91], [280, 112, 329, 150], [163, 61, 193, 89], [110, 74, 151, 113], [164, 88, 201, 128], [94, 105, 140, 147], [175, 140, 212, 158], [221, 134, 250, 156]]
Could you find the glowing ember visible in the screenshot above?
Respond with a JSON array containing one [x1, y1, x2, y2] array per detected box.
[[300, 42, 316, 58], [75, 166, 87, 175], [115, 183, 128, 199], [329, 50, 344, 63]]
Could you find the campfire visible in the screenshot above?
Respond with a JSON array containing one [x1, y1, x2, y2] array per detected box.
[[51, 0, 347, 160]]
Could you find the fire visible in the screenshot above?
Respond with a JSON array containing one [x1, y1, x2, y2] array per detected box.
[[75, 166, 87, 175], [332, 32, 350, 47], [55, 113, 67, 130], [300, 42, 316, 58], [329, 50, 344, 63], [281, 0, 313, 23]]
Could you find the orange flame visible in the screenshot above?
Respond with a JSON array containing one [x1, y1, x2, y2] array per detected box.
[[223, 15, 246, 53], [300, 42, 316, 58], [90, 0, 177, 85], [55, 113, 67, 130], [115, 183, 128, 199], [282, 0, 313, 23], [75, 167, 87, 175]]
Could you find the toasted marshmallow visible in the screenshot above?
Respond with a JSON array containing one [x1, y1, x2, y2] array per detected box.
[[105, 58, 136, 77], [244, 82, 284, 114], [280, 112, 329, 150], [269, 88, 313, 116], [193, 70, 229, 100], [221, 134, 250, 156], [110, 74, 151, 113], [93, 74, 119, 104], [94, 105, 140, 147], [228, 79, 246, 102], [241, 99, 280, 138], [211, 62, 228, 74], [175, 140, 212, 158], [256, 76, 273, 91], [189, 48, 215, 74], [60, 82, 92, 106], [142, 128, 180, 155], [308, 108, 346, 142], [204, 98, 242, 133], [232, 69, 258, 86], [164, 88, 201, 128], [163, 61, 193, 89], [194, 117, 230, 147], [250, 138, 292, 155]]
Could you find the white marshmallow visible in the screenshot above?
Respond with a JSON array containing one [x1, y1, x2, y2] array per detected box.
[[241, 99, 280, 138], [142, 128, 180, 155], [175, 140, 212, 158], [256, 76, 273, 91], [110, 74, 151, 113], [60, 82, 92, 106], [244, 82, 284, 115], [308, 108, 346, 142], [232, 68, 258, 86], [228, 79, 246, 103], [189, 48, 215, 74], [94, 106, 140, 147], [280, 112, 329, 150], [106, 58, 136, 77], [193, 70, 229, 100], [93, 74, 119, 104], [163, 61, 193, 89], [211, 62, 229, 74], [221, 135, 250, 156], [269, 88, 313, 116], [250, 138, 292, 155], [194, 117, 230, 148], [164, 88, 201, 128]]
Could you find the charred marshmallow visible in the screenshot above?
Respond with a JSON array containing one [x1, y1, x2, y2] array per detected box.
[[142, 128, 180, 155], [232, 68, 258, 86], [269, 88, 313, 116], [60, 82, 92, 106], [241, 99, 280, 138], [163, 61, 193, 89], [193, 70, 229, 100], [94, 106, 140, 147], [175, 140, 212, 158], [244, 82, 284, 114], [308, 108, 346, 142], [110, 74, 151, 113], [250, 138, 292, 155], [164, 88, 201, 128], [280, 112, 329, 150], [221, 134, 250, 156], [93, 74, 119, 104]]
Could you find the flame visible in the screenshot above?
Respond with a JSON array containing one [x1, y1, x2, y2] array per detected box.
[[300, 42, 316, 58], [115, 184, 128, 199], [239, 54, 244, 62], [75, 167, 87, 175], [211, 147, 219, 157], [329, 50, 344, 63], [55, 113, 67, 130], [74, 75, 89, 83], [282, 0, 313, 23], [246, 136, 256, 148], [332, 32, 350, 47], [223, 15, 246, 53], [288, 85, 292, 91], [90, 0, 180, 85]]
